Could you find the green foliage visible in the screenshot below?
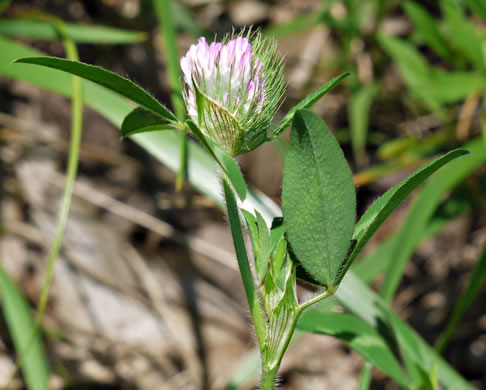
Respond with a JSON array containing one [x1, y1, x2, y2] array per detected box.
[[0, 19, 147, 43], [349, 83, 378, 163], [298, 311, 408, 386], [339, 149, 468, 288], [282, 109, 356, 287], [380, 140, 485, 301], [337, 272, 474, 389], [14, 56, 177, 122], [2, 1, 485, 385], [121, 107, 175, 138], [404, 1, 451, 60], [273, 73, 349, 138], [441, 0, 485, 70], [0, 266, 49, 390]]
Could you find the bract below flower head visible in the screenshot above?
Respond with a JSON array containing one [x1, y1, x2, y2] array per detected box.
[[180, 29, 286, 156]]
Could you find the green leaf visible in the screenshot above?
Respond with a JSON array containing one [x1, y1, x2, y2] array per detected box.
[[298, 311, 408, 386], [121, 106, 175, 138], [273, 73, 349, 138], [337, 272, 475, 389], [186, 121, 247, 201], [335, 149, 468, 287], [435, 244, 486, 352], [282, 109, 356, 287], [0, 19, 147, 43], [380, 140, 485, 301], [13, 56, 177, 122], [441, 0, 485, 70], [0, 265, 50, 390], [349, 83, 378, 163], [404, 1, 451, 59], [352, 192, 471, 284]]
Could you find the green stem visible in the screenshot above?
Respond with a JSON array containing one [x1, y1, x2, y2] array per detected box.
[[223, 179, 266, 349], [3, 17, 83, 388], [260, 366, 279, 390], [153, 0, 188, 189], [297, 287, 334, 314]]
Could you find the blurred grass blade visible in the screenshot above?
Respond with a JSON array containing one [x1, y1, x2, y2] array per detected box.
[[380, 140, 485, 302], [273, 73, 349, 138], [0, 18, 147, 43], [404, 1, 451, 60], [298, 311, 408, 386], [353, 192, 471, 283], [4, 19, 83, 389], [358, 363, 372, 390], [335, 149, 468, 287], [14, 56, 177, 122], [223, 349, 260, 390], [428, 70, 484, 104], [0, 265, 49, 390], [152, 0, 188, 189], [121, 106, 175, 138], [377, 35, 442, 113], [441, 0, 485, 70], [265, 14, 319, 37], [349, 83, 378, 165], [171, 0, 209, 38], [386, 306, 437, 389], [187, 121, 247, 200], [435, 245, 486, 352], [337, 272, 474, 389]]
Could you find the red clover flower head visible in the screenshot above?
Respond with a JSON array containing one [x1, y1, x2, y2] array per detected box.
[[180, 30, 286, 156]]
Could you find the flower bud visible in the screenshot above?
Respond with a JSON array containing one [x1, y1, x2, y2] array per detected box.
[[180, 30, 286, 156]]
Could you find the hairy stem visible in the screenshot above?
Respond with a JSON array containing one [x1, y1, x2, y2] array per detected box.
[[260, 366, 279, 390]]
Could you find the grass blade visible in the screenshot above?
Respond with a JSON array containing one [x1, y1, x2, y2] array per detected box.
[[337, 272, 474, 389], [298, 311, 408, 386], [349, 83, 378, 165], [380, 140, 485, 301], [435, 245, 486, 352], [0, 265, 49, 390], [336, 149, 468, 287], [13, 56, 177, 122], [403, 1, 451, 60], [3, 19, 83, 388], [0, 18, 147, 43]]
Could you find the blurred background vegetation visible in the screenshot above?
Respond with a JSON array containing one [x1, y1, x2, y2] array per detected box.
[[0, 0, 485, 389]]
